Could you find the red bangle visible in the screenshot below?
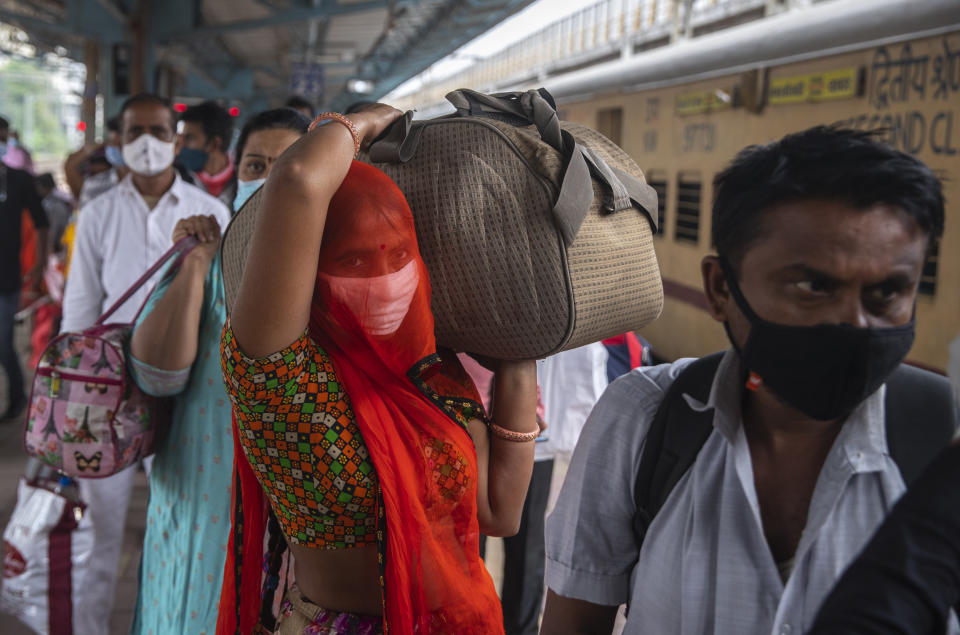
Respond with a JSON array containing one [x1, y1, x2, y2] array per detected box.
[[488, 422, 539, 443], [309, 112, 361, 157]]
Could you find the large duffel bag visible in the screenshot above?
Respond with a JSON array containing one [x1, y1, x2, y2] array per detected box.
[[222, 88, 662, 359]]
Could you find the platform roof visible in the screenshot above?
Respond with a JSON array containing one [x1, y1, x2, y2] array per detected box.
[[0, 0, 535, 113]]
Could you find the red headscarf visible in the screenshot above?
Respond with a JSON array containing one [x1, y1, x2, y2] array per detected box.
[[219, 162, 503, 634]]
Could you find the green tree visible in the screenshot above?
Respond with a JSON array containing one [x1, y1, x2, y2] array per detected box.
[[0, 57, 77, 160]]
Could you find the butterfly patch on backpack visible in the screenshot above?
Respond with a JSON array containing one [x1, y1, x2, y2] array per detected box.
[[74, 451, 102, 472]]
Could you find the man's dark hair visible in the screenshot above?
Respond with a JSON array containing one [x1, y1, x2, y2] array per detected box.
[[0, 116, 8, 130], [118, 93, 176, 131], [712, 126, 945, 269], [180, 101, 234, 151], [36, 173, 56, 191], [234, 107, 310, 167], [284, 95, 314, 115]]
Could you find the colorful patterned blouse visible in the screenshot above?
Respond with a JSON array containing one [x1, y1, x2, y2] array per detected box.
[[221, 322, 486, 550]]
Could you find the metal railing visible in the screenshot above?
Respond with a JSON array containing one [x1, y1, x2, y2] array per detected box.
[[388, 0, 824, 112]]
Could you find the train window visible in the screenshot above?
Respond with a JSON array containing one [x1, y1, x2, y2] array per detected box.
[[596, 107, 623, 146], [674, 172, 702, 244], [646, 170, 667, 235], [919, 238, 939, 296]]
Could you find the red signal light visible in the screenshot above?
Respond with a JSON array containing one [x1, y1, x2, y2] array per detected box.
[[174, 103, 187, 113], [77, 121, 87, 131], [229, 107, 240, 117]]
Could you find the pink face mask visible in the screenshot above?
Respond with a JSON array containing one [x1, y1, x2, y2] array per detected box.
[[318, 260, 419, 336]]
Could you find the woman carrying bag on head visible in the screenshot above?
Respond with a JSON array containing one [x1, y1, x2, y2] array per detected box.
[[217, 104, 538, 634]]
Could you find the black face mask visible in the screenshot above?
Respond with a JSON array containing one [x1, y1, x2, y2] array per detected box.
[[719, 258, 915, 421]]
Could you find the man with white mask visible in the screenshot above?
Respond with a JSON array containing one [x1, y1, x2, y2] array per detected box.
[[60, 93, 230, 634]]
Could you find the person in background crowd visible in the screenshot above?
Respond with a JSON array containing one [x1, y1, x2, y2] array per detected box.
[[63, 119, 128, 278], [808, 440, 960, 635], [2, 129, 35, 173], [491, 342, 609, 635], [65, 115, 127, 208], [284, 95, 315, 119], [541, 127, 957, 635], [178, 100, 236, 207], [130, 108, 310, 635], [34, 173, 72, 256], [459, 353, 550, 635], [601, 332, 651, 383], [232, 107, 311, 211], [60, 93, 231, 634], [0, 115, 48, 421], [127, 107, 308, 635]]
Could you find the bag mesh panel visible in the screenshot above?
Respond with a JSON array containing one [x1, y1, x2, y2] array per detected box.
[[376, 120, 570, 359]]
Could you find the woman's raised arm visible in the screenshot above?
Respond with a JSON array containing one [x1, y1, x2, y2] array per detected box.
[[230, 105, 403, 358], [130, 215, 220, 372]]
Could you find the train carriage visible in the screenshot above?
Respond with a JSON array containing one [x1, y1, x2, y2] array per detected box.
[[542, 0, 960, 371]]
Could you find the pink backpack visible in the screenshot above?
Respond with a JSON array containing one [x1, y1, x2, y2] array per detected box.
[[24, 237, 197, 478]]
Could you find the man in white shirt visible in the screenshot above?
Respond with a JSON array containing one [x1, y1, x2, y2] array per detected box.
[[541, 127, 957, 635], [61, 93, 230, 634]]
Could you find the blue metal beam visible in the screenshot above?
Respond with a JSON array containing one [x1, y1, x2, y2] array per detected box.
[[329, 0, 534, 111], [181, 66, 255, 99], [66, 0, 128, 41], [157, 0, 388, 41], [0, 0, 127, 42]]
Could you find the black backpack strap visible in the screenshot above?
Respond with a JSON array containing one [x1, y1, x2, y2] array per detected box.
[[632, 352, 725, 546], [884, 364, 959, 487]]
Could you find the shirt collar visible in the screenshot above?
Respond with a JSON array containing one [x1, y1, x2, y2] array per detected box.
[[682, 349, 888, 473], [120, 170, 184, 206]]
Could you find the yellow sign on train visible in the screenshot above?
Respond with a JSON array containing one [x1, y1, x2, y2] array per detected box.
[[769, 67, 861, 104], [675, 90, 733, 116]]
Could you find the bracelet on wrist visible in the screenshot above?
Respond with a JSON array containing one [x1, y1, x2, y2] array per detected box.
[[309, 112, 361, 158], [488, 421, 539, 443]]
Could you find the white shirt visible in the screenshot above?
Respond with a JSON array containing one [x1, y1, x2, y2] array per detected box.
[[61, 173, 230, 332], [78, 167, 119, 210], [545, 350, 957, 635], [536, 342, 609, 461]]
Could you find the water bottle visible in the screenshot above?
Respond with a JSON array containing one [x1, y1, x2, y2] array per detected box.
[[53, 475, 79, 502]]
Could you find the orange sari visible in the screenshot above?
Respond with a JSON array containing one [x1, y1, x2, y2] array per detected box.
[[218, 162, 503, 634]]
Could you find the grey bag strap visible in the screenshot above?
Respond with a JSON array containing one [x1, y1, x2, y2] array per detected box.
[[367, 111, 421, 164], [553, 140, 596, 247], [581, 146, 631, 212], [555, 140, 660, 244], [446, 88, 565, 153]]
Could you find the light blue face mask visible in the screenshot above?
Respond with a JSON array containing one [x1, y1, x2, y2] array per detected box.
[[234, 178, 266, 212], [105, 145, 124, 167]]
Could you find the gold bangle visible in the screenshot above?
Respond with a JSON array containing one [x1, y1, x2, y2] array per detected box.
[[488, 422, 539, 443], [309, 112, 361, 157]]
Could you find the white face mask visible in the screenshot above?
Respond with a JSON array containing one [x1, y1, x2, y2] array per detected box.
[[319, 259, 419, 336], [122, 134, 175, 176]]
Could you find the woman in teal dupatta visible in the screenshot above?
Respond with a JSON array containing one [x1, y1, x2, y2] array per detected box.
[[129, 109, 309, 634]]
